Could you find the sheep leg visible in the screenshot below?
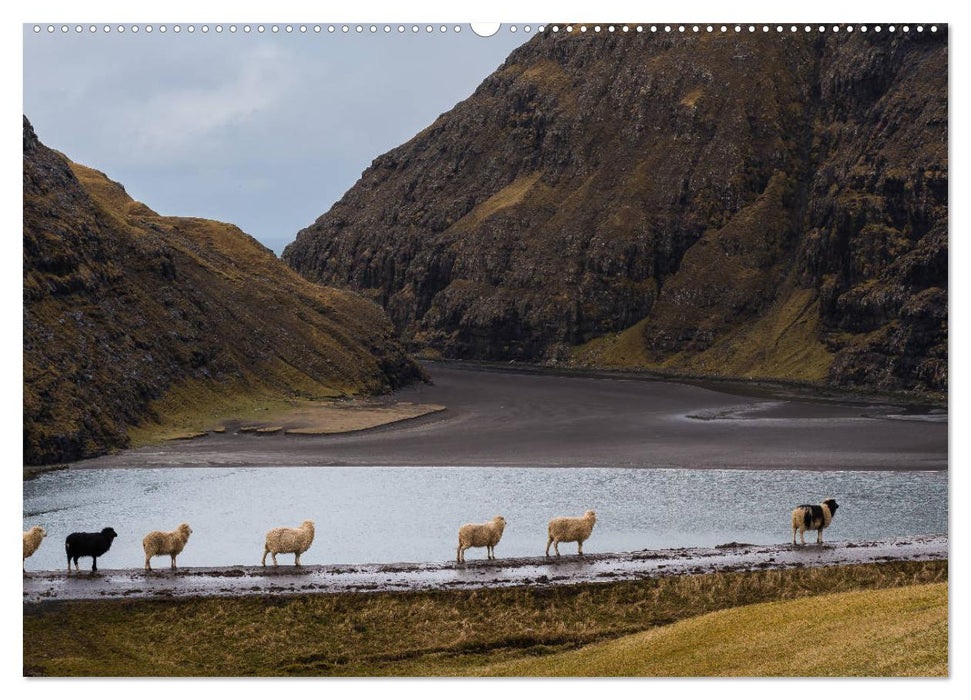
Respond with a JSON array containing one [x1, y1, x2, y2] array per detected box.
[[554, 540, 560, 557], [295, 552, 301, 566], [545, 536, 553, 557], [578, 541, 584, 556], [91, 557, 98, 572], [456, 544, 463, 563], [261, 546, 269, 567], [272, 552, 278, 567], [171, 555, 177, 569], [145, 556, 152, 571], [817, 529, 823, 544], [792, 528, 797, 545]]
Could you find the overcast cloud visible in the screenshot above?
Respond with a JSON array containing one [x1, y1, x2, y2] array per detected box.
[[23, 26, 530, 253]]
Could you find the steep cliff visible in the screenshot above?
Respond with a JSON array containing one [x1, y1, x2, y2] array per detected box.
[[284, 28, 946, 394], [24, 117, 423, 465]]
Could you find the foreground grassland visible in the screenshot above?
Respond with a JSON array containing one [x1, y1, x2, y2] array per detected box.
[[477, 583, 947, 677], [23, 561, 946, 677]]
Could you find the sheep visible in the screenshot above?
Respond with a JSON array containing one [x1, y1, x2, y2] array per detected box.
[[791, 498, 840, 545], [456, 516, 506, 563], [143, 523, 193, 571], [262, 520, 315, 566], [23, 526, 47, 570], [546, 510, 597, 557], [65, 527, 118, 573]]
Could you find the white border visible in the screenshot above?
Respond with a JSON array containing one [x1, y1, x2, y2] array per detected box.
[[5, 1, 962, 698]]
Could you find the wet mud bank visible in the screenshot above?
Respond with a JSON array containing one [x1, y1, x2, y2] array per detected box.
[[23, 534, 946, 604]]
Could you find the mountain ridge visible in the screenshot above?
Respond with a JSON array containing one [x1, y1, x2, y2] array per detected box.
[[283, 29, 947, 395], [24, 116, 423, 465]]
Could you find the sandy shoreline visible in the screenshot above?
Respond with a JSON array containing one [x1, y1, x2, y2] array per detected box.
[[65, 363, 947, 471], [23, 534, 946, 604]]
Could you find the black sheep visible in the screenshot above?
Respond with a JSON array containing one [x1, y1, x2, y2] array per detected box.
[[65, 527, 118, 572]]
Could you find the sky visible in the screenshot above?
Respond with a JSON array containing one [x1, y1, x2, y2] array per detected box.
[[23, 24, 531, 254]]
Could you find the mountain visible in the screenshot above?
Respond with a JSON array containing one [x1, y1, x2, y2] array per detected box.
[[283, 29, 947, 395], [23, 117, 423, 466]]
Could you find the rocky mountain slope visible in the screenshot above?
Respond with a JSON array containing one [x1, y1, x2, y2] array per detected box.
[[24, 117, 422, 465], [284, 29, 947, 394]]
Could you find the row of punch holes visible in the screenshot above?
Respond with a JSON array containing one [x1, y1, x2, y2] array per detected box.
[[33, 24, 940, 35]]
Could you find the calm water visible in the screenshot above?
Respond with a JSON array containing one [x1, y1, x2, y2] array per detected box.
[[23, 467, 947, 571]]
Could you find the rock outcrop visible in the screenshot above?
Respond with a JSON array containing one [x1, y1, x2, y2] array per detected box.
[[24, 117, 423, 465], [284, 28, 946, 394]]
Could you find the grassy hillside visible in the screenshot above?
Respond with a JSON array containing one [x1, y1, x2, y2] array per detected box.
[[23, 117, 423, 465], [572, 287, 833, 383], [477, 583, 947, 676], [23, 560, 945, 676]]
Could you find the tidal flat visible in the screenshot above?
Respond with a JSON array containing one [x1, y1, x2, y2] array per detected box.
[[72, 363, 947, 470]]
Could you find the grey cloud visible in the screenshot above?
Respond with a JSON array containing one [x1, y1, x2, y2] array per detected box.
[[24, 26, 530, 253]]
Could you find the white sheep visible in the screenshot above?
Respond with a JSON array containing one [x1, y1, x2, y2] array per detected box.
[[23, 526, 46, 570], [142, 523, 193, 571], [456, 516, 506, 563], [262, 520, 315, 566], [546, 510, 597, 557]]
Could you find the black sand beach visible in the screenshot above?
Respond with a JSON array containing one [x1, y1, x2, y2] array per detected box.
[[70, 363, 946, 471]]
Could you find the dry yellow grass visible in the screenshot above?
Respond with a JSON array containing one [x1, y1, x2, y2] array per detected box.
[[23, 561, 946, 677], [573, 317, 653, 367], [679, 87, 705, 107], [573, 287, 832, 383], [68, 161, 159, 219], [661, 287, 833, 381], [283, 402, 445, 435], [131, 389, 444, 445], [451, 172, 545, 231], [474, 583, 947, 677]]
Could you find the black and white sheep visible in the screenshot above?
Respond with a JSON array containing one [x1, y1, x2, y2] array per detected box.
[[791, 499, 839, 545], [65, 527, 118, 572]]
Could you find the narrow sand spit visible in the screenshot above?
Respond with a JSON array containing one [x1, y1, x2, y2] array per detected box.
[[23, 534, 946, 603], [161, 401, 446, 441]]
